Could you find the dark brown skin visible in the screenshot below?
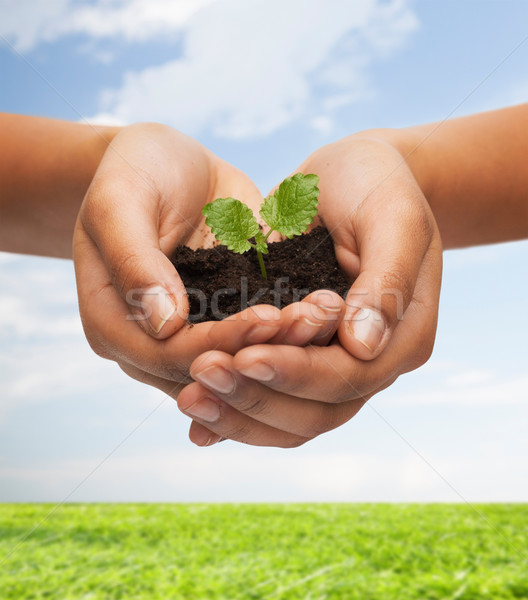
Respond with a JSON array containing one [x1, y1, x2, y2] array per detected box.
[[0, 113, 120, 257], [378, 103, 528, 247]]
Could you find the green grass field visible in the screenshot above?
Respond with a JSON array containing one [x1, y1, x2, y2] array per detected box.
[[0, 504, 527, 599]]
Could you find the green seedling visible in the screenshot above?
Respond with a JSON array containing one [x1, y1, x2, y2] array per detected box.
[[202, 173, 320, 279]]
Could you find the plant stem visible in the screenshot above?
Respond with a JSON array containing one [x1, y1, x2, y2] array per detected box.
[[256, 249, 267, 279], [263, 229, 274, 242]]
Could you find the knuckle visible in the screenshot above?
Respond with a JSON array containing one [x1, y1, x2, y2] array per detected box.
[[234, 393, 270, 418], [334, 371, 370, 404], [317, 365, 360, 404], [158, 360, 192, 384], [368, 266, 414, 328], [133, 342, 191, 383], [110, 250, 145, 298], [280, 354, 317, 397], [308, 404, 343, 437], [332, 385, 355, 405], [223, 421, 254, 444], [380, 266, 414, 309], [280, 378, 305, 397]]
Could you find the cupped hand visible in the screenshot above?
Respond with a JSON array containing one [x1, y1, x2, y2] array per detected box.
[[177, 134, 443, 447], [73, 123, 299, 390]]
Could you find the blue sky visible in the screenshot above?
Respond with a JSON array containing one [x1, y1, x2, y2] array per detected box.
[[0, 0, 527, 502]]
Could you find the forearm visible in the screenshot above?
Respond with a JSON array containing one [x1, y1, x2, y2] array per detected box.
[[0, 114, 121, 258], [364, 104, 528, 249]]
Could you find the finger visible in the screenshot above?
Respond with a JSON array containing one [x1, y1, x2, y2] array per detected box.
[[233, 343, 397, 402], [179, 382, 309, 448], [298, 289, 345, 346], [338, 193, 439, 360], [269, 301, 329, 346], [79, 167, 190, 340], [263, 291, 344, 347], [376, 239, 442, 373], [188, 422, 224, 447], [182, 353, 364, 438]]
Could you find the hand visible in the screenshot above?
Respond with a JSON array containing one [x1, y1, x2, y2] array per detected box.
[[176, 134, 443, 447], [73, 123, 307, 391]]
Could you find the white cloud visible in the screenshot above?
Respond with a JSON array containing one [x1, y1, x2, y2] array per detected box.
[[89, 0, 418, 139], [56, 0, 218, 43], [1, 0, 418, 139], [0, 0, 69, 51], [0, 0, 218, 51]]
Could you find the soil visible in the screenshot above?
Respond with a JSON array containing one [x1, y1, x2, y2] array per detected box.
[[171, 226, 351, 323]]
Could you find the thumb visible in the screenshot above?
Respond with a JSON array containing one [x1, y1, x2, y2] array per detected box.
[[79, 178, 189, 339], [338, 201, 437, 360]]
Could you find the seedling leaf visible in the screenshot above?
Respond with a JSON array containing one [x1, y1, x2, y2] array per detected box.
[[255, 230, 268, 254], [202, 173, 320, 279], [202, 197, 260, 254], [260, 173, 319, 238]]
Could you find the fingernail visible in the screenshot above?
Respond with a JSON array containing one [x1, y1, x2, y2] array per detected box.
[[348, 307, 385, 352], [320, 304, 342, 313], [238, 361, 275, 382], [194, 366, 235, 394], [184, 397, 221, 423], [285, 317, 324, 344], [192, 429, 219, 447], [139, 286, 176, 333]]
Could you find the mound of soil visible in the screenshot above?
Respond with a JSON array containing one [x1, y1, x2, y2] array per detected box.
[[171, 226, 350, 323]]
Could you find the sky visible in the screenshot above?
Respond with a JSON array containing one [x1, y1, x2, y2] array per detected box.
[[0, 0, 527, 503]]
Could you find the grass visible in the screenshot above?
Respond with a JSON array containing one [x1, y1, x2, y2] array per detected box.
[[0, 504, 527, 599]]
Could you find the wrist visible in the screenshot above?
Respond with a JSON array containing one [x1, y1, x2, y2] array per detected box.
[[348, 127, 435, 201], [85, 124, 123, 169]]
